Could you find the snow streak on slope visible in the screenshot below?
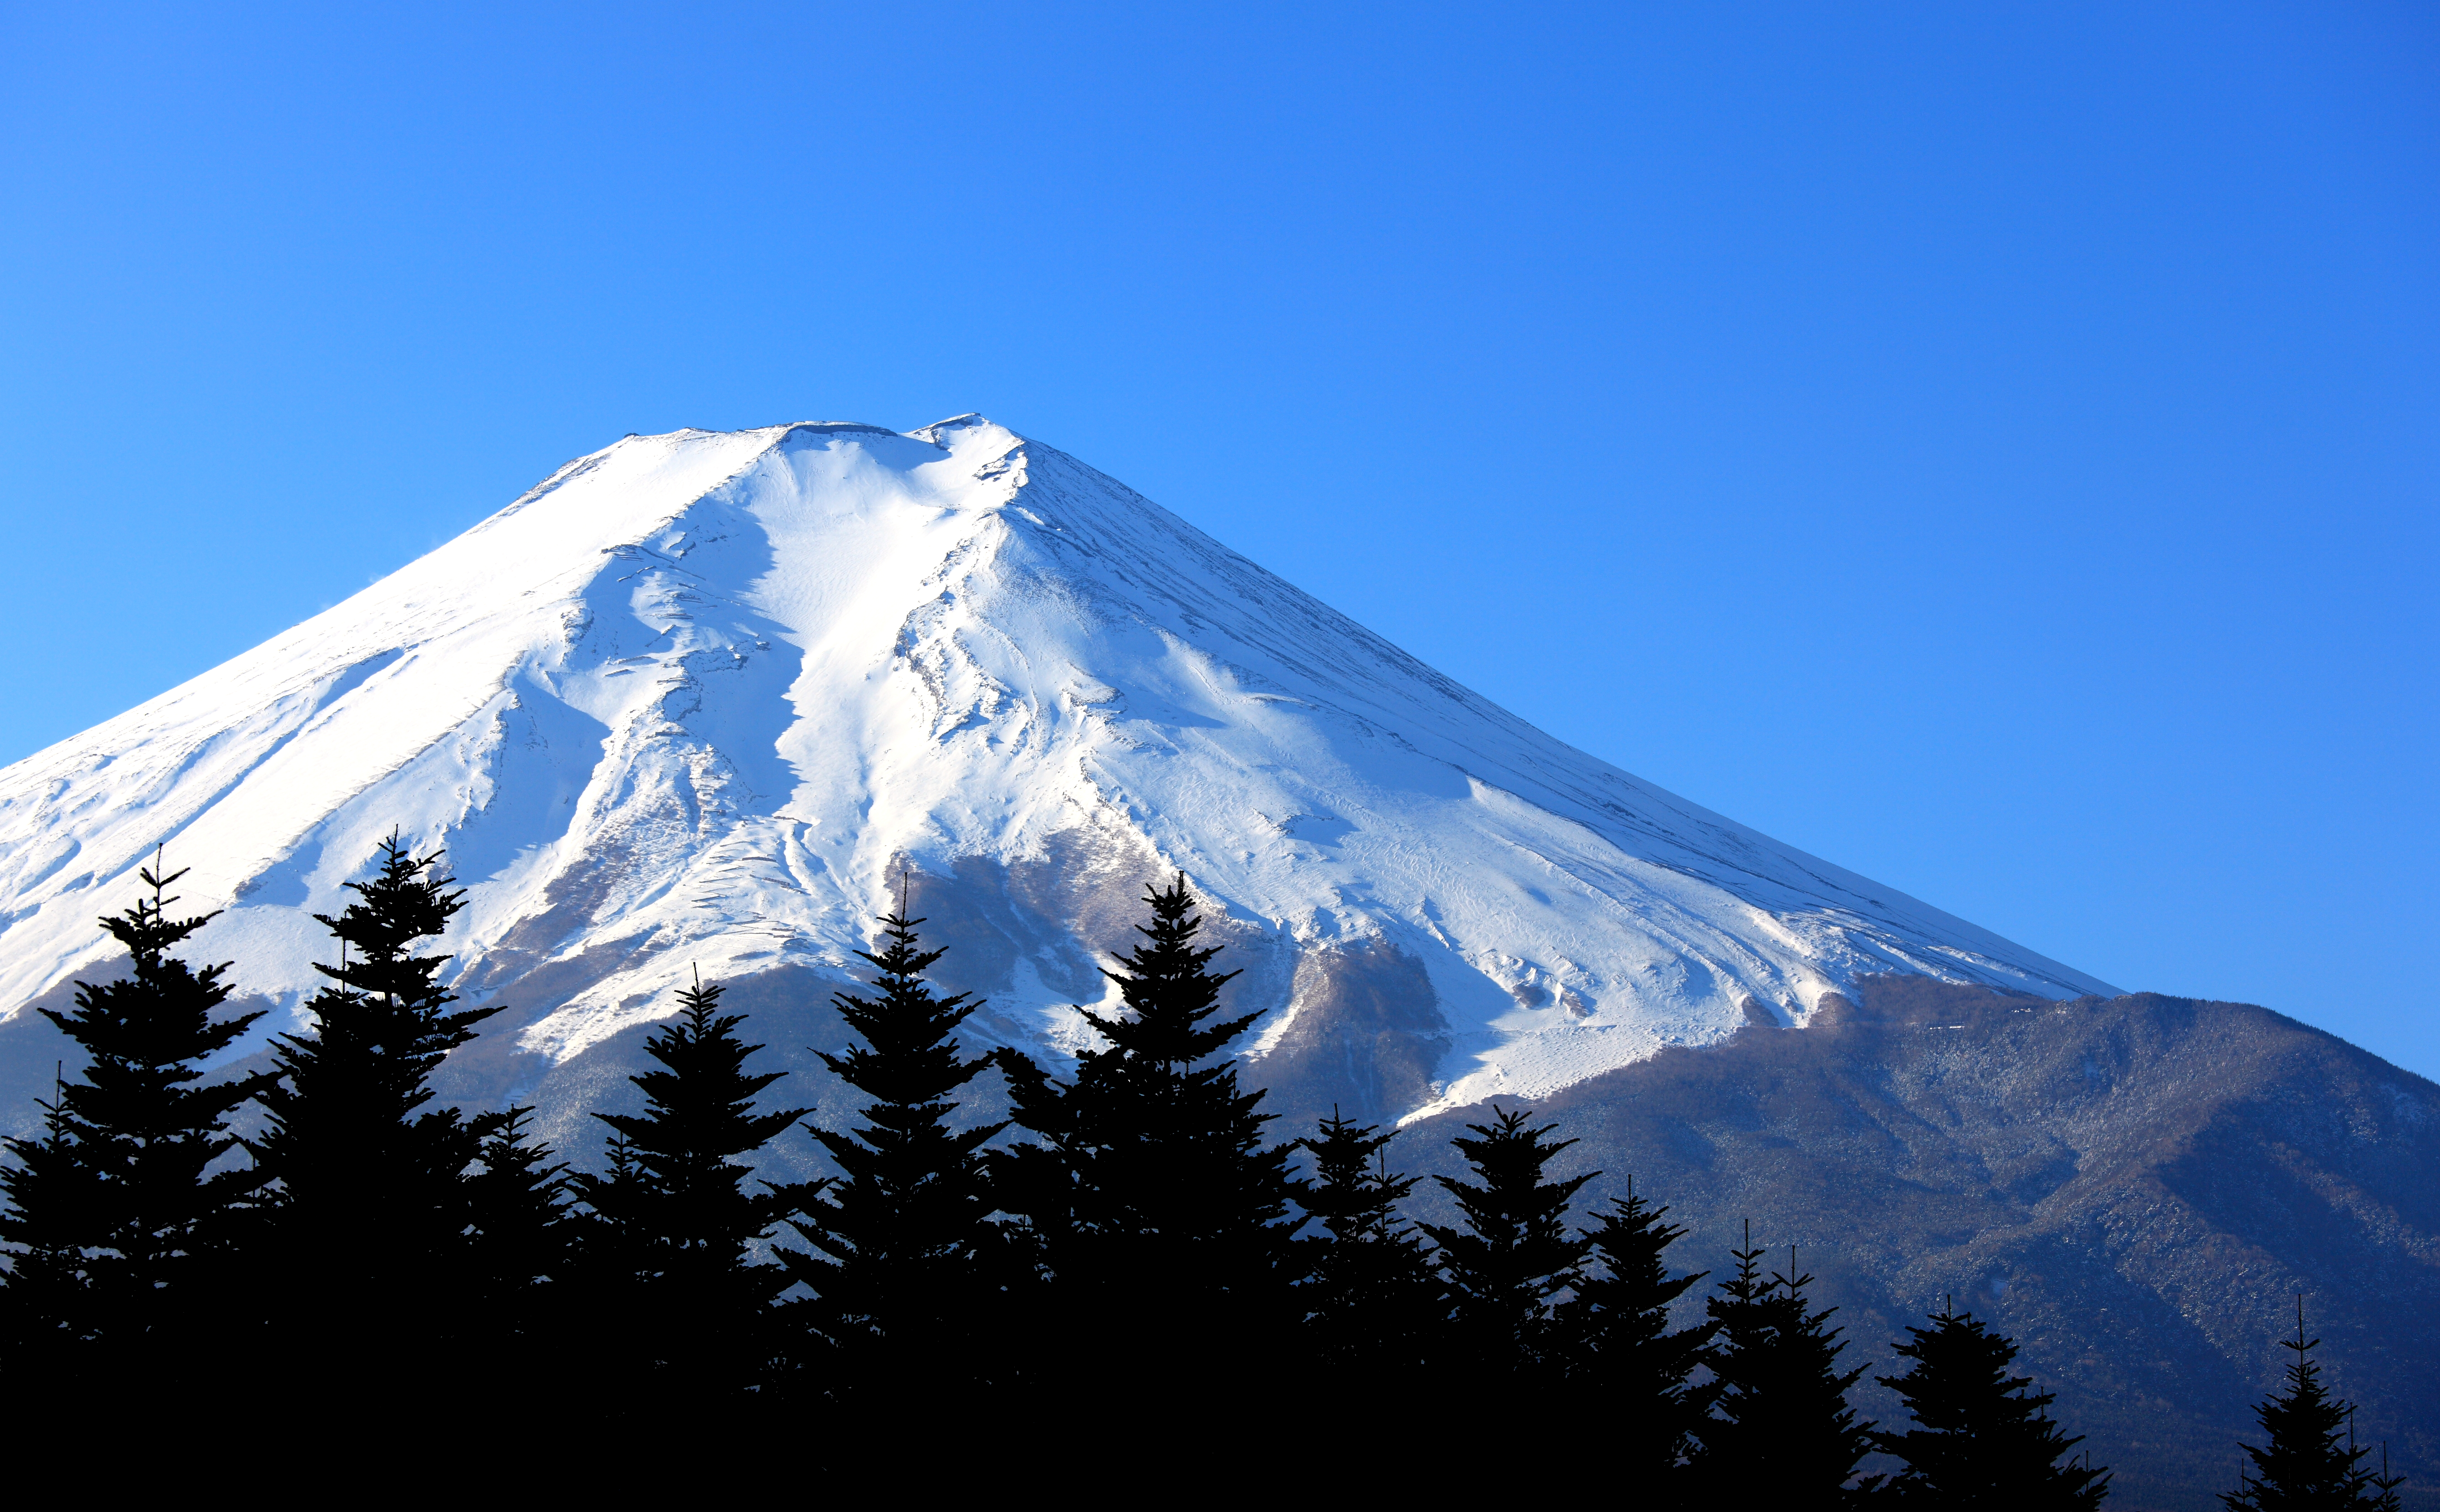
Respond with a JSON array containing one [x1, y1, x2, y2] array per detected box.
[[0, 417, 2114, 1119]]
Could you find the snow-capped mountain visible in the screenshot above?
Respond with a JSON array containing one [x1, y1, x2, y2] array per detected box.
[[0, 416, 2113, 1122]]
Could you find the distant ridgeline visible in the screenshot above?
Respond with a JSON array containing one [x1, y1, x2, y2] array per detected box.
[[0, 837, 2416, 1505]]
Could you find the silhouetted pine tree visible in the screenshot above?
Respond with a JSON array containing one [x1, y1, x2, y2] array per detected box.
[[1418, 1104, 1593, 1393], [1298, 1107, 1445, 1373], [993, 875, 1303, 1416], [2223, 1299, 2403, 1510], [0, 860, 271, 1388], [1696, 1228, 1879, 1501], [244, 836, 512, 1388], [0, 1069, 93, 1376], [464, 1107, 575, 1348], [782, 903, 1014, 1407], [1873, 1301, 2108, 1507], [573, 973, 814, 1404], [1555, 1177, 1716, 1475]]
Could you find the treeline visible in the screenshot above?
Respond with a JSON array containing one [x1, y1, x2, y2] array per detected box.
[[0, 839, 2405, 1503]]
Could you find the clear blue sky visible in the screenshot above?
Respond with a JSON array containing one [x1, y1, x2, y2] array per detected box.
[[3, 2, 2434, 1075]]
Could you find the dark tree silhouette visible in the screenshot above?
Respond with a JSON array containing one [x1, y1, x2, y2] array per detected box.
[[1298, 1107, 1445, 1374], [1556, 1177, 1716, 1475], [464, 1106, 576, 1348], [1873, 1300, 2108, 1507], [0, 859, 271, 1386], [1697, 1228, 1880, 1501], [0, 1079, 86, 1375], [573, 972, 815, 1403], [783, 901, 1014, 1406], [993, 874, 1303, 1416], [244, 836, 515, 1387], [1419, 1104, 1593, 1389], [2223, 1298, 2403, 1510]]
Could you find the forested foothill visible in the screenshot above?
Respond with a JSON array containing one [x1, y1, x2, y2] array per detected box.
[[0, 840, 2410, 1506]]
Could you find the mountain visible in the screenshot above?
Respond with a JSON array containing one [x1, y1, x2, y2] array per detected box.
[[1384, 975, 2440, 1511], [4, 417, 2431, 1507], [0, 415, 2109, 1119]]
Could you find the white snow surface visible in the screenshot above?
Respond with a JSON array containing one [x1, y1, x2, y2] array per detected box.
[[0, 417, 2114, 1119]]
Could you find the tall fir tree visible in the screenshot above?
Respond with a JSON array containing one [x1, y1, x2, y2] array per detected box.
[[1872, 1300, 2108, 1507], [1555, 1177, 1716, 1477], [2222, 1299, 2404, 1510], [1696, 1227, 1880, 1502], [1298, 1108, 1446, 1375], [782, 901, 1014, 1407], [992, 874, 1304, 1418], [573, 972, 814, 1405], [1418, 1105, 1594, 1393], [243, 836, 519, 1391], [0, 859, 271, 1387]]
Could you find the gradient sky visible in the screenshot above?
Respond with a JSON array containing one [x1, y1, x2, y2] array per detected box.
[[3, 2, 2434, 1075]]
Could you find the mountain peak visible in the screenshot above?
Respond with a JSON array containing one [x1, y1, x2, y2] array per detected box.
[[0, 418, 2112, 1123]]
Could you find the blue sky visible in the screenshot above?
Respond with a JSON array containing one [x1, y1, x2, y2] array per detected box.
[[3, 2, 2435, 1075]]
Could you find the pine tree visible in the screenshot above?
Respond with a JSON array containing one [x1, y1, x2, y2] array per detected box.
[[992, 874, 1304, 1416], [573, 972, 815, 1404], [1298, 1107, 1446, 1373], [782, 901, 1013, 1407], [464, 1106, 576, 1347], [2223, 1298, 2403, 1510], [1696, 1227, 1880, 1501], [1418, 1104, 1594, 1390], [244, 836, 513, 1386], [0, 859, 271, 1385], [0, 1067, 95, 1375], [1873, 1300, 2108, 1506], [1555, 1177, 1716, 1474]]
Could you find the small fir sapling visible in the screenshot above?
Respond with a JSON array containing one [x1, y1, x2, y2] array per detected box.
[[463, 1106, 576, 1346]]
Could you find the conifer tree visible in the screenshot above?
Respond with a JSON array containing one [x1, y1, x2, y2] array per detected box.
[[1872, 1300, 2108, 1506], [1696, 1227, 1879, 1501], [2222, 1298, 2403, 1510], [464, 1107, 576, 1347], [782, 901, 1013, 1406], [573, 972, 814, 1403], [0, 859, 271, 1384], [1418, 1104, 1593, 1388], [1556, 1177, 1716, 1474], [992, 874, 1303, 1414], [244, 836, 514, 1385], [1298, 1108, 1445, 1373], [0, 1068, 96, 1375]]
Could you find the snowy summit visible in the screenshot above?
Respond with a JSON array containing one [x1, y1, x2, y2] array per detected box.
[[0, 416, 2112, 1122]]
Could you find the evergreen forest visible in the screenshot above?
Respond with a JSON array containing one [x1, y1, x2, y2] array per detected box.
[[0, 840, 2410, 1503]]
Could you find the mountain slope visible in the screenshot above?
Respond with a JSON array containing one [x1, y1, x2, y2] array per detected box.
[[1394, 977, 2439, 1510], [0, 415, 2110, 1119]]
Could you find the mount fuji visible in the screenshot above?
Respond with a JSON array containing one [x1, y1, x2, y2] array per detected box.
[[5, 417, 2438, 1506], [0, 415, 2108, 1120]]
